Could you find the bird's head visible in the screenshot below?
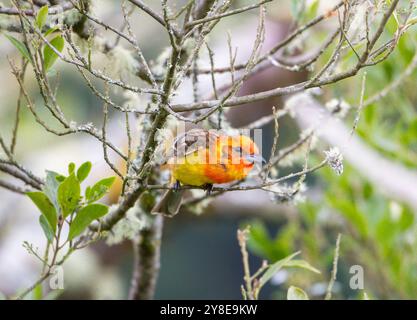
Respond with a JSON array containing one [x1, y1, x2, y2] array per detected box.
[[221, 135, 264, 167]]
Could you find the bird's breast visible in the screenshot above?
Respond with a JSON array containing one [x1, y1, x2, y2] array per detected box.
[[170, 149, 254, 186]]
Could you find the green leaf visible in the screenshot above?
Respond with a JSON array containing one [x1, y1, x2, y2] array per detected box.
[[284, 260, 321, 274], [68, 162, 75, 175], [39, 215, 54, 242], [87, 176, 116, 202], [305, 0, 319, 21], [43, 170, 61, 211], [32, 282, 43, 300], [44, 26, 59, 37], [85, 186, 91, 199], [259, 251, 300, 288], [287, 286, 309, 300], [77, 161, 92, 182], [68, 204, 109, 240], [36, 5, 49, 29], [43, 35, 64, 71], [57, 173, 80, 218], [27, 192, 57, 233], [247, 221, 277, 261], [56, 175, 65, 182], [4, 34, 32, 62]]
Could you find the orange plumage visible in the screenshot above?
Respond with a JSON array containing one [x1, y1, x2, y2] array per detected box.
[[167, 129, 261, 186], [152, 129, 263, 216]]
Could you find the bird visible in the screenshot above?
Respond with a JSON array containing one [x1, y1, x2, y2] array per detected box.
[[151, 129, 264, 216]]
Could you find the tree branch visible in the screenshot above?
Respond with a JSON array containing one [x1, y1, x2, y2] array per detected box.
[[128, 214, 163, 300]]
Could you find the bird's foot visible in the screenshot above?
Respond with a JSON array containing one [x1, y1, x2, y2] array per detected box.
[[173, 180, 181, 192], [203, 183, 213, 195]]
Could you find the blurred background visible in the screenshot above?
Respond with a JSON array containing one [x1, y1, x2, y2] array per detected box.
[[0, 0, 416, 299]]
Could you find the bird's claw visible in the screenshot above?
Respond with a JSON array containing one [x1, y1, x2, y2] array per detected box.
[[173, 180, 181, 192], [204, 183, 213, 195]]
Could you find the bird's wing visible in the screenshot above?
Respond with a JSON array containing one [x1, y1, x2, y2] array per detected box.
[[170, 129, 220, 159]]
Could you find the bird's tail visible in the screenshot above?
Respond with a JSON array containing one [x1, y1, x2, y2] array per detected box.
[[151, 188, 184, 217]]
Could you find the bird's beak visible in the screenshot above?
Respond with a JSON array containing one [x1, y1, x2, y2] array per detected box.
[[245, 154, 266, 164]]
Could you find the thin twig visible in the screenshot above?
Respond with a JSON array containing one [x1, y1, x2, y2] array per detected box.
[[186, 0, 273, 27], [263, 106, 279, 181], [238, 227, 254, 300], [351, 71, 367, 136], [325, 233, 342, 300]]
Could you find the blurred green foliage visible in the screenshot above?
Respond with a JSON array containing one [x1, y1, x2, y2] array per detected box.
[[246, 6, 417, 299]]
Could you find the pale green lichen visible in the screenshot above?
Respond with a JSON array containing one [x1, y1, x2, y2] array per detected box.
[[265, 182, 307, 204], [325, 98, 351, 118], [187, 189, 213, 215], [324, 147, 344, 175], [153, 115, 180, 165], [106, 206, 147, 245], [279, 131, 318, 168], [107, 45, 140, 82]]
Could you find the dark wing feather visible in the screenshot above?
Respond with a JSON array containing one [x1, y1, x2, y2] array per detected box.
[[170, 129, 219, 159]]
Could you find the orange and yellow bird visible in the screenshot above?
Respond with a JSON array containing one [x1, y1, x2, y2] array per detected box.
[[152, 129, 263, 216]]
